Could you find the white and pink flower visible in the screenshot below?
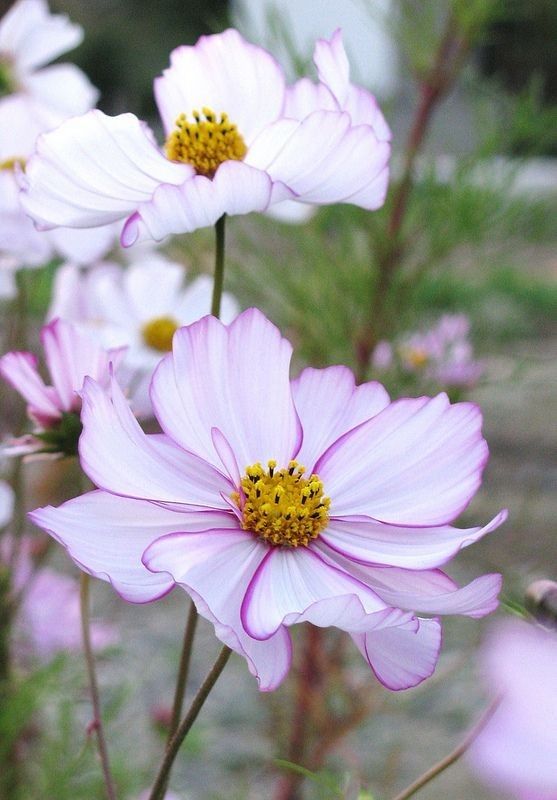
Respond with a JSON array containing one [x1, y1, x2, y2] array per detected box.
[[0, 317, 125, 456], [469, 620, 557, 800], [20, 28, 391, 245], [30, 310, 505, 691]]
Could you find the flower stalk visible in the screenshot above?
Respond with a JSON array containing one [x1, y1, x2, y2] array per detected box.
[[148, 646, 232, 800], [211, 214, 227, 318], [79, 573, 117, 800]]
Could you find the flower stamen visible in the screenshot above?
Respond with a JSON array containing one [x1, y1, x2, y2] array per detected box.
[[232, 460, 331, 548], [165, 107, 247, 177]]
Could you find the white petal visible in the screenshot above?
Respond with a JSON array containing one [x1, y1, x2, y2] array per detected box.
[[25, 63, 98, 117], [20, 110, 193, 229], [154, 29, 286, 142], [151, 309, 301, 472], [283, 77, 337, 119], [0, 0, 82, 72], [122, 160, 273, 243], [144, 528, 292, 691], [46, 223, 117, 264], [0, 350, 61, 423], [292, 366, 389, 472], [352, 617, 442, 690], [79, 374, 231, 508], [317, 511, 507, 570], [316, 394, 490, 525], [241, 546, 397, 640], [30, 491, 234, 603]]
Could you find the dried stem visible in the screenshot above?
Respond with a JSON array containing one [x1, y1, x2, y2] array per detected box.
[[80, 573, 117, 800], [391, 698, 500, 800]]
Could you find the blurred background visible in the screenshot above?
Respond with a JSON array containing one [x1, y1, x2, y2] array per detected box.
[[0, 1, 556, 798]]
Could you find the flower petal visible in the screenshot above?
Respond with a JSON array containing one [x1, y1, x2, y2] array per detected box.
[[25, 63, 98, 117], [143, 528, 291, 691], [0, 350, 60, 424], [122, 160, 273, 244], [20, 110, 193, 230], [318, 512, 507, 570], [29, 490, 234, 603], [154, 29, 286, 142], [292, 366, 390, 471], [241, 546, 400, 640], [316, 394, 489, 525], [0, 0, 82, 72], [79, 374, 231, 507], [151, 309, 301, 472], [351, 617, 442, 690]]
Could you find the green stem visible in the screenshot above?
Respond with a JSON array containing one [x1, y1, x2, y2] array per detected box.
[[211, 214, 226, 317], [80, 574, 117, 800], [390, 698, 500, 800], [168, 601, 199, 740], [148, 646, 232, 800]]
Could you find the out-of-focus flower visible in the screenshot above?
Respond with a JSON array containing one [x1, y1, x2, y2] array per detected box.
[[0, 479, 14, 527], [0, 318, 125, 457], [31, 309, 505, 692], [47, 255, 239, 415], [372, 314, 484, 396], [468, 620, 557, 800], [0, 1, 115, 269], [20, 29, 391, 245]]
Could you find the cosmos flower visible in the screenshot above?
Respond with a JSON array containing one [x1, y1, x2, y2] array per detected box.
[[20, 28, 391, 246], [0, 317, 125, 457], [47, 254, 239, 415], [30, 309, 505, 691], [0, 0, 115, 269], [468, 620, 557, 800], [372, 314, 484, 397]]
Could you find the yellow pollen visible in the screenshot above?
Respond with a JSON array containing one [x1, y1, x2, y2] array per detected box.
[[142, 316, 179, 352], [0, 157, 25, 172], [165, 107, 247, 176], [232, 460, 331, 548]]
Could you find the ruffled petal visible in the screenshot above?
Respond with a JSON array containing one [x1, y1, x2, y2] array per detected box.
[[154, 29, 286, 142], [20, 110, 193, 229], [0, 0, 82, 72], [29, 490, 235, 603], [313, 29, 391, 141], [322, 556, 502, 618], [316, 394, 490, 525], [241, 546, 406, 640], [0, 350, 60, 424], [121, 160, 273, 244], [151, 308, 301, 472], [351, 617, 442, 690], [317, 511, 507, 570], [258, 110, 390, 210], [143, 528, 292, 691], [292, 366, 390, 471], [79, 374, 231, 507]]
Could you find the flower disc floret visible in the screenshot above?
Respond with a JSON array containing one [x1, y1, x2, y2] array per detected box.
[[141, 315, 179, 352], [233, 460, 331, 547], [165, 107, 247, 177]]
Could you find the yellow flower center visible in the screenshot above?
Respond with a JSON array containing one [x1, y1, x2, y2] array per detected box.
[[142, 316, 179, 352], [165, 107, 247, 177], [0, 157, 25, 172], [404, 347, 429, 369], [232, 460, 331, 548]]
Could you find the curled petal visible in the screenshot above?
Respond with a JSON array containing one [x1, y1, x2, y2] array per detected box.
[[352, 617, 442, 690], [0, 350, 60, 425]]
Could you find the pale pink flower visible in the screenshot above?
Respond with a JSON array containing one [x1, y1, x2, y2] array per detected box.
[[469, 620, 557, 800], [30, 310, 505, 691], [373, 314, 484, 394], [0, 1, 115, 268], [20, 29, 391, 246], [0, 318, 125, 456]]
